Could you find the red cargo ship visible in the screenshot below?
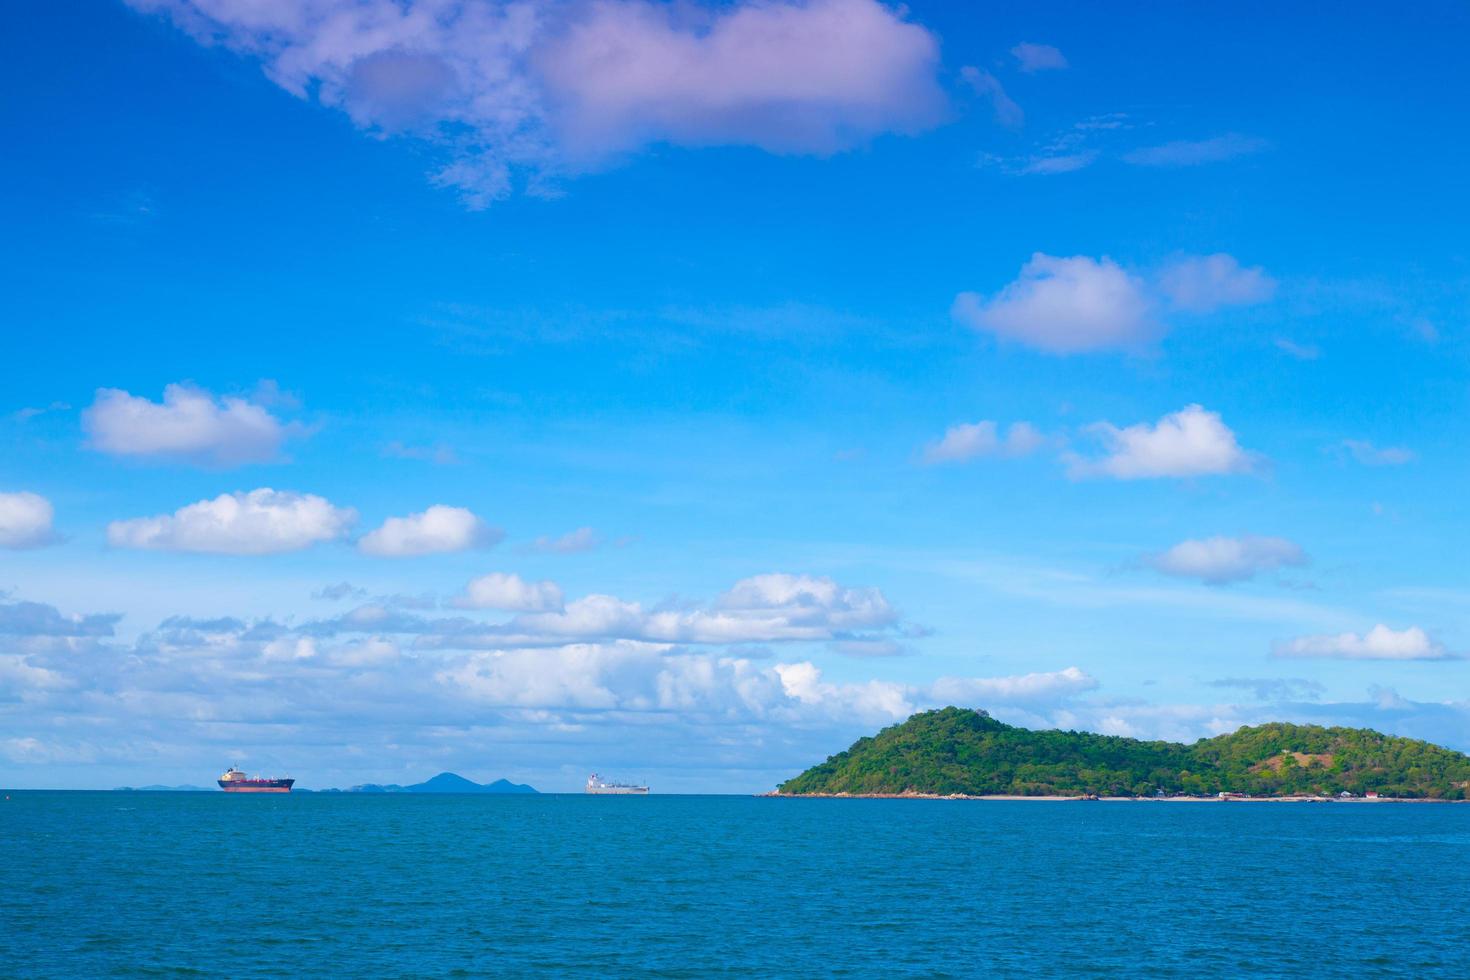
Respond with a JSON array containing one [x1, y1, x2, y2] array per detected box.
[[218, 766, 294, 793]]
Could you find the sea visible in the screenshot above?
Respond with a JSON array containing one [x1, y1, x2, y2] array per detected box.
[[4, 792, 1468, 977]]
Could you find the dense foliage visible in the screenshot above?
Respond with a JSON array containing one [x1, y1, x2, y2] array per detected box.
[[777, 708, 1470, 799]]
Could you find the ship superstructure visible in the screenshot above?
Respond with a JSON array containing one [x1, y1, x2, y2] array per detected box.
[[585, 773, 648, 795], [218, 767, 295, 793]]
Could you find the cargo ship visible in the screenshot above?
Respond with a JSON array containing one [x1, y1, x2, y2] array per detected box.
[[585, 773, 648, 795], [218, 767, 294, 793]]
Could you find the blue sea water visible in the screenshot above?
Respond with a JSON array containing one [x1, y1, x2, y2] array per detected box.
[[4, 793, 1468, 977]]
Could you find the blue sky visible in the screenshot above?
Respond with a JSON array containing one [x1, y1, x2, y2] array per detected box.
[[2, 0, 1468, 791]]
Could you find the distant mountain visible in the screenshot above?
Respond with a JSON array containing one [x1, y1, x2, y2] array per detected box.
[[113, 785, 214, 792], [778, 707, 1470, 799], [345, 772, 538, 794]]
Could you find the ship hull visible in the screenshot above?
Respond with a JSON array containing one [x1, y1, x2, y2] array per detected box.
[[586, 787, 648, 795], [218, 779, 294, 793]]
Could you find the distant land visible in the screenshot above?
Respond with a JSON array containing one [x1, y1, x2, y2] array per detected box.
[[777, 707, 1470, 799], [114, 773, 538, 794], [322, 772, 538, 794]]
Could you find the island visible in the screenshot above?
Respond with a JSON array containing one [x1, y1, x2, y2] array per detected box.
[[776, 707, 1470, 800], [336, 772, 537, 794]]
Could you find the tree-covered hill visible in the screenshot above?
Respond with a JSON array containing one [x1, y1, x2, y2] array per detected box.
[[777, 707, 1470, 799]]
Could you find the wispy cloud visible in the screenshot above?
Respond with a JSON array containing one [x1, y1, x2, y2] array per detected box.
[[1123, 133, 1269, 167], [383, 441, 458, 465], [1340, 440, 1416, 466], [1010, 42, 1068, 73], [1208, 677, 1325, 702], [1274, 338, 1322, 360], [530, 527, 604, 555], [921, 421, 1045, 464], [961, 66, 1023, 128], [1157, 254, 1276, 312]]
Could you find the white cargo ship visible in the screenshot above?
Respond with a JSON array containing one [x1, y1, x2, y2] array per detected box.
[[585, 772, 648, 795]]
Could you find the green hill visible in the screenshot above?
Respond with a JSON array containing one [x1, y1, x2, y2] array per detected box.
[[777, 707, 1470, 799]]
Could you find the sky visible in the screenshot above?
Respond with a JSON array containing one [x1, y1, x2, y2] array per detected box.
[[2, 0, 1468, 792]]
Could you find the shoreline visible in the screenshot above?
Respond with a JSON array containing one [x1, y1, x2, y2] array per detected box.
[[765, 792, 1467, 803]]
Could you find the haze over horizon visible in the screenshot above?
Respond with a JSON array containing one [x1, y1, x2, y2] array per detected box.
[[3, 0, 1468, 793]]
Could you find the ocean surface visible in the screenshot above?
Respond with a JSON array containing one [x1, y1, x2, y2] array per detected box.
[[4, 793, 1468, 977]]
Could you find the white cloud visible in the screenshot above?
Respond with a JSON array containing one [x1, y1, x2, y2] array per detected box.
[[455, 572, 564, 612], [416, 572, 902, 648], [960, 66, 1023, 128], [541, 0, 946, 158], [1123, 133, 1268, 167], [1274, 624, 1453, 661], [0, 492, 57, 549], [14, 587, 1470, 790], [107, 489, 356, 554], [0, 600, 119, 638], [130, 0, 945, 206], [1157, 254, 1276, 312], [531, 527, 601, 554], [922, 421, 1044, 464], [1010, 42, 1068, 73], [716, 573, 896, 630], [927, 666, 1098, 704], [326, 637, 400, 668], [1148, 535, 1306, 585], [953, 254, 1156, 353], [1068, 404, 1256, 480], [1342, 440, 1416, 466], [358, 505, 501, 557], [83, 384, 298, 466], [954, 252, 1277, 353]]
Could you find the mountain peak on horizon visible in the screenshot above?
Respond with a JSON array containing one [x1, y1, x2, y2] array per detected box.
[[345, 772, 538, 794]]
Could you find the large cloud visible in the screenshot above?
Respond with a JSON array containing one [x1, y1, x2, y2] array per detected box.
[[83, 384, 300, 466], [0, 589, 1098, 788], [127, 0, 945, 206], [7, 590, 1470, 789], [107, 489, 356, 554], [1068, 405, 1257, 480], [358, 505, 501, 557], [1273, 625, 1454, 661], [0, 492, 57, 549], [1147, 535, 1306, 585], [539, 0, 946, 158]]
